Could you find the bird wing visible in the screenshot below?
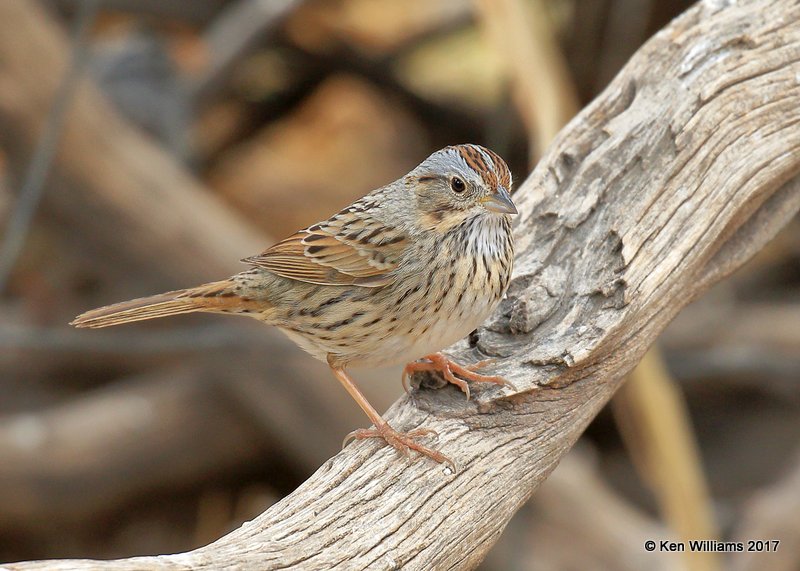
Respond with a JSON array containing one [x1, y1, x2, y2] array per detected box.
[[242, 207, 407, 287]]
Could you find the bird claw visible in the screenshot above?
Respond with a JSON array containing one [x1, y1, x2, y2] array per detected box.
[[402, 353, 516, 399], [343, 424, 454, 470]]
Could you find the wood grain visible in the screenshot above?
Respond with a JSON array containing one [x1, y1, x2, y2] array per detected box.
[[8, 0, 800, 568]]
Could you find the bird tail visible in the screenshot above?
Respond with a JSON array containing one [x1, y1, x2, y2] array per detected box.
[[71, 280, 254, 329]]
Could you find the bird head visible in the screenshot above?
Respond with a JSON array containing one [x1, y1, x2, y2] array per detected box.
[[410, 144, 516, 230]]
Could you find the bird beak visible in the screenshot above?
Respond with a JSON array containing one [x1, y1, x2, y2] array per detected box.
[[481, 187, 518, 214]]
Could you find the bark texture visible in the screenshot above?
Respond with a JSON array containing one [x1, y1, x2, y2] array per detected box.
[[9, 0, 800, 568]]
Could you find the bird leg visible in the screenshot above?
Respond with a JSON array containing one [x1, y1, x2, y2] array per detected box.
[[402, 352, 515, 400], [330, 365, 453, 468]]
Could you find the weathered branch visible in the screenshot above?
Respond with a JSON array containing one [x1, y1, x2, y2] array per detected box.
[[8, 0, 800, 568]]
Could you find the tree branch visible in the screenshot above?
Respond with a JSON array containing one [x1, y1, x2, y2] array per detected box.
[[0, 367, 267, 529], [0, 0, 98, 292], [8, 0, 800, 568]]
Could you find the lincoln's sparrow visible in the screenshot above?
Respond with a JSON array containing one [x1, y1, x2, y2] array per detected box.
[[73, 144, 517, 466]]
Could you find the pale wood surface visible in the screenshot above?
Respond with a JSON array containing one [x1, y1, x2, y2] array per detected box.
[[7, 0, 800, 568]]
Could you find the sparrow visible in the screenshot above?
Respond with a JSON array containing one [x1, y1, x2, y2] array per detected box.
[[73, 144, 517, 466]]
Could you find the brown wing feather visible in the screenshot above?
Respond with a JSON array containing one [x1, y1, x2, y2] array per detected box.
[[243, 207, 407, 287]]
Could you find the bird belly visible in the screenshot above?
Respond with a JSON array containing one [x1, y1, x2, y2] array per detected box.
[[273, 291, 497, 369], [277, 327, 333, 362], [351, 294, 497, 368]]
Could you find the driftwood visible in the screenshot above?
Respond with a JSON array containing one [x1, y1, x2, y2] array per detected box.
[[7, 0, 800, 568]]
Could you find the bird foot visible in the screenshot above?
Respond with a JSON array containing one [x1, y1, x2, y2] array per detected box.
[[344, 424, 454, 470], [402, 352, 516, 400]]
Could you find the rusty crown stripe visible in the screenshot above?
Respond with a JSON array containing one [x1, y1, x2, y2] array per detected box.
[[452, 144, 511, 194]]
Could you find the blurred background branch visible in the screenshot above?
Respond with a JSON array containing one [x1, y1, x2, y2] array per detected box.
[[475, 0, 579, 162], [617, 350, 720, 571], [189, 0, 303, 108], [0, 0, 99, 292]]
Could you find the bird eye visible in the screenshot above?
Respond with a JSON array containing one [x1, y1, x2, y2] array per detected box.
[[450, 177, 466, 193]]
